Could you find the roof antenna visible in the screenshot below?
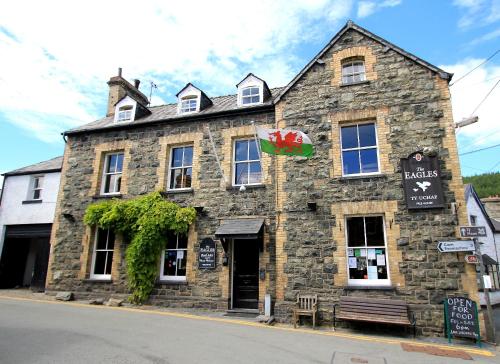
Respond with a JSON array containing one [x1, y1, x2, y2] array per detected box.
[[149, 81, 157, 105]]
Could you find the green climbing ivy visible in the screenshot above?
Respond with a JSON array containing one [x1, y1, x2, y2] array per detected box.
[[84, 192, 196, 304]]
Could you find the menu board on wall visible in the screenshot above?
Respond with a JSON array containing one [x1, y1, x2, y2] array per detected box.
[[198, 238, 216, 269]]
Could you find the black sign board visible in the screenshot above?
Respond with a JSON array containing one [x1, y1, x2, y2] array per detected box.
[[460, 226, 487, 238], [444, 297, 480, 345], [401, 152, 444, 209], [198, 238, 216, 269]]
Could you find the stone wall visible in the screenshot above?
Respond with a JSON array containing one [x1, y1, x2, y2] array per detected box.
[[273, 28, 475, 336], [46, 112, 277, 311]]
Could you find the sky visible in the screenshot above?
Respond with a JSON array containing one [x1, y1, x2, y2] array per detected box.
[[1, 0, 499, 185]]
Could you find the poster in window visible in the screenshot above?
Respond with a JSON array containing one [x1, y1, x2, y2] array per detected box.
[[348, 248, 354, 256], [367, 266, 378, 280], [367, 249, 376, 260], [348, 257, 357, 269], [401, 152, 444, 209], [377, 254, 386, 266]]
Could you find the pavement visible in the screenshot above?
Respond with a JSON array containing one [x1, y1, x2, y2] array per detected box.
[[0, 289, 498, 364]]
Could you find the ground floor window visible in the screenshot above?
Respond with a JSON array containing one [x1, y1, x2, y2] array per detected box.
[[346, 216, 389, 286], [91, 228, 115, 280], [160, 231, 188, 281]]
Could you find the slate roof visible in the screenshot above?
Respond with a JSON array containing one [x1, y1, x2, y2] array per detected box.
[[3, 156, 63, 176], [215, 218, 264, 238], [65, 87, 284, 135]]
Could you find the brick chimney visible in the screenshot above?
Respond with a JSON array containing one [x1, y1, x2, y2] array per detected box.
[[106, 68, 149, 117]]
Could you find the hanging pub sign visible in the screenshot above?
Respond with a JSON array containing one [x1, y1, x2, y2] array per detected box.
[[401, 152, 444, 209], [444, 297, 481, 346], [198, 238, 216, 269]]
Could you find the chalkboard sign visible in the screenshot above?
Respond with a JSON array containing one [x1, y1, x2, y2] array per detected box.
[[444, 297, 481, 346], [198, 238, 216, 269], [401, 152, 444, 209]]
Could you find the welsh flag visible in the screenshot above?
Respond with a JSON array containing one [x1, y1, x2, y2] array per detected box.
[[256, 127, 314, 158]]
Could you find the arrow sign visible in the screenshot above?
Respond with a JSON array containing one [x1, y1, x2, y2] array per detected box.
[[437, 240, 475, 253], [459, 226, 487, 238]]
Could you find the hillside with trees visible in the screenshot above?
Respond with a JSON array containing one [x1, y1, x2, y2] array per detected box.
[[463, 172, 500, 198]]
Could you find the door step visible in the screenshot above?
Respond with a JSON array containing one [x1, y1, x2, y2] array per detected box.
[[225, 309, 260, 317]]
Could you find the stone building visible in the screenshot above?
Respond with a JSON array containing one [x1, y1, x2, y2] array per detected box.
[[47, 21, 481, 336]]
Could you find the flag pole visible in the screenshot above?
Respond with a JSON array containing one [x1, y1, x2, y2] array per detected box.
[[250, 121, 266, 182], [205, 124, 228, 184]]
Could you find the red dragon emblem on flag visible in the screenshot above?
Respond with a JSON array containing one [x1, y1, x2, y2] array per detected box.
[[268, 130, 303, 153]]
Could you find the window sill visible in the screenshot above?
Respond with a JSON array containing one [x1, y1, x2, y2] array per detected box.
[[22, 199, 43, 204], [83, 278, 113, 283], [227, 184, 266, 191], [92, 194, 123, 200], [344, 285, 395, 291], [164, 188, 194, 195], [340, 80, 370, 87], [339, 173, 386, 181], [157, 280, 188, 286]]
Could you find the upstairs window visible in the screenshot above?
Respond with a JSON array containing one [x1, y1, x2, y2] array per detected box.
[[91, 228, 115, 280], [342, 59, 366, 84], [341, 122, 379, 176], [117, 105, 133, 122], [101, 152, 124, 195], [160, 231, 188, 281], [180, 96, 198, 113], [169, 146, 193, 190], [29, 175, 43, 200], [234, 139, 262, 186], [470, 215, 477, 226], [241, 86, 260, 105]]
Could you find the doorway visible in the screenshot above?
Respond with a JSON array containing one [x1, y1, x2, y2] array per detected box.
[[232, 239, 259, 309]]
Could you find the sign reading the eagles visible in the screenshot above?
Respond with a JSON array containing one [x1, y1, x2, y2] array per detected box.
[[401, 152, 444, 209]]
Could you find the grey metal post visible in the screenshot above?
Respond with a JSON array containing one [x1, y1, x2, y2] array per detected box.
[[475, 237, 496, 342]]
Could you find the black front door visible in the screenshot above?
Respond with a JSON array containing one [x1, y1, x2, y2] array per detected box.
[[30, 238, 51, 292], [232, 239, 259, 309]]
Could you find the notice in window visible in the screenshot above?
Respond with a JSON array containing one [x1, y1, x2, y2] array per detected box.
[[348, 257, 357, 269], [377, 254, 386, 266], [367, 249, 376, 260], [367, 266, 378, 280], [348, 248, 354, 257]]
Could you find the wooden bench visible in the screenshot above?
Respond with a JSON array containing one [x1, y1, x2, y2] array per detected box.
[[333, 296, 416, 337], [293, 294, 318, 329]]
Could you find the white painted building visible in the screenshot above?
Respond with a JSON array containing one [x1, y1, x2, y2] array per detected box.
[[0, 156, 62, 291], [465, 184, 500, 305]]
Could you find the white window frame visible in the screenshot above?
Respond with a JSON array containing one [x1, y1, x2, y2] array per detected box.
[[345, 215, 390, 287], [341, 59, 366, 85], [117, 105, 133, 122], [159, 233, 188, 282], [180, 96, 198, 114], [340, 121, 381, 177], [167, 145, 193, 191], [240, 86, 261, 105], [28, 175, 44, 200], [100, 152, 124, 195], [90, 228, 115, 280], [233, 138, 262, 187]]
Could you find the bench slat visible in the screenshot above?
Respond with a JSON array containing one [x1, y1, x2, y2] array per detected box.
[[337, 313, 411, 326], [340, 297, 407, 306], [340, 304, 408, 314]]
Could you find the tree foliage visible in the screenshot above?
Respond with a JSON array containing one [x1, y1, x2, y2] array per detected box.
[[84, 192, 196, 304], [463, 172, 500, 199]]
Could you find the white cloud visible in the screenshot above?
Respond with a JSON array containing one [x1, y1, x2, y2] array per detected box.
[[453, 0, 499, 28], [357, 0, 401, 18], [0, 0, 355, 143], [441, 59, 500, 152]]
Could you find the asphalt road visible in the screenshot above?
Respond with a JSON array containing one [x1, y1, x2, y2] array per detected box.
[[0, 297, 496, 364]]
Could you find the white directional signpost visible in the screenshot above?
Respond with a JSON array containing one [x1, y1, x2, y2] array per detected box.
[[459, 226, 495, 343], [437, 239, 475, 253]]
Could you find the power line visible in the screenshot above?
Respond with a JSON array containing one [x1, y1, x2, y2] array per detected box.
[[469, 79, 500, 116], [450, 49, 500, 87], [459, 143, 500, 156]]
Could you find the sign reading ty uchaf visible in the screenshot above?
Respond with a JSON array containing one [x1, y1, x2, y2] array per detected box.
[[401, 152, 444, 209]]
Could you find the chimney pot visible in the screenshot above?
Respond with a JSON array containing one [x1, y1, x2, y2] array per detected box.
[[134, 79, 140, 89], [118, 67, 122, 77]]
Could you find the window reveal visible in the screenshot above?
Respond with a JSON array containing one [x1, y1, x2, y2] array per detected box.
[[234, 139, 262, 186], [341, 123, 379, 176], [346, 216, 389, 283], [102, 153, 124, 194], [169, 146, 193, 190]]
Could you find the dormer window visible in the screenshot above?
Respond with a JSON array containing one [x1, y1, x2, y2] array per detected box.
[[236, 73, 270, 107], [117, 105, 133, 122], [181, 96, 198, 113], [241, 86, 260, 105]]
